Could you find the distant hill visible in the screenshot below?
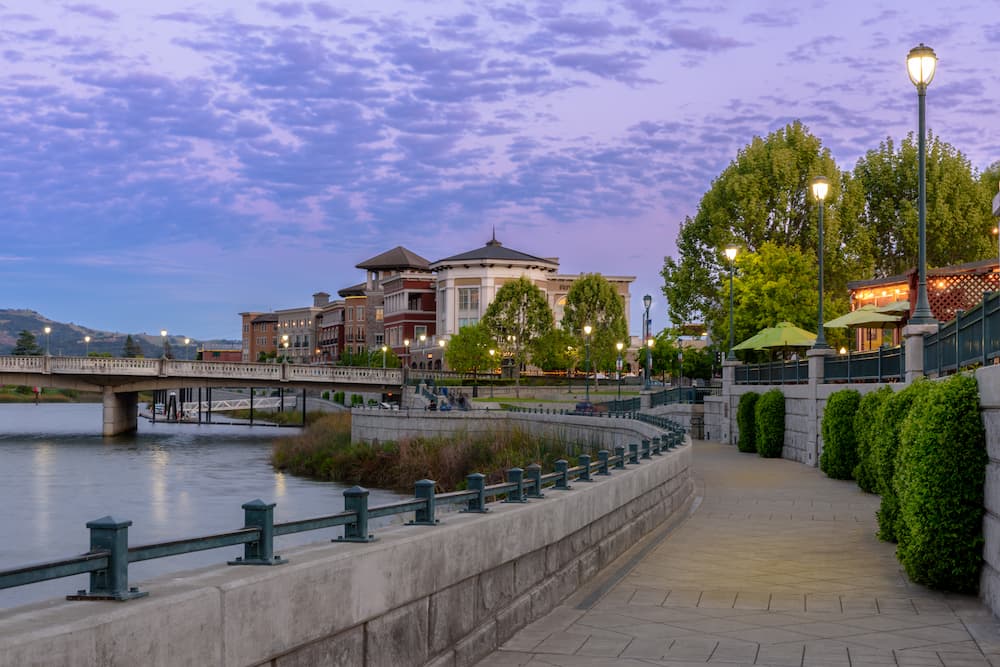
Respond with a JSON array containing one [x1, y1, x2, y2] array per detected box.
[[0, 309, 239, 358]]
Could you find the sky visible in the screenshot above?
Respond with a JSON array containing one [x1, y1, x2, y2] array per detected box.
[[1, 1, 998, 341]]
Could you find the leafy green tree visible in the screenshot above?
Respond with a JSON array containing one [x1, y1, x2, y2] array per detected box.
[[444, 324, 492, 374], [528, 327, 576, 372], [679, 346, 713, 382], [482, 276, 554, 395], [561, 274, 628, 385], [122, 335, 142, 358], [848, 133, 994, 277], [662, 121, 850, 334], [12, 330, 42, 356], [367, 347, 400, 368]]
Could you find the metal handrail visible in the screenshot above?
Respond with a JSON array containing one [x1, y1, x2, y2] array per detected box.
[[0, 415, 687, 602]]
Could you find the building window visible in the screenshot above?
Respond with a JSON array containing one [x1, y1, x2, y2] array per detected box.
[[356, 306, 364, 321], [347, 309, 353, 322], [375, 333, 384, 346], [458, 317, 479, 329], [458, 288, 479, 311], [375, 307, 384, 322], [414, 325, 427, 340]]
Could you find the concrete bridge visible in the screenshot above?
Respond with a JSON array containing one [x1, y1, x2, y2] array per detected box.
[[0, 355, 401, 435]]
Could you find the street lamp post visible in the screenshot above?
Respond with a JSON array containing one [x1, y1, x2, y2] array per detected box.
[[615, 341, 624, 407], [84, 335, 90, 357], [642, 295, 652, 389], [381, 345, 387, 369], [403, 338, 410, 396], [725, 245, 738, 360], [811, 175, 830, 348], [488, 348, 495, 398], [907, 43, 938, 325], [566, 346, 574, 393], [184, 338, 191, 361], [160, 329, 168, 359], [583, 325, 592, 403], [44, 326, 51, 356]]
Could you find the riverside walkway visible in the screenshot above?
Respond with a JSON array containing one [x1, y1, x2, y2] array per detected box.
[[477, 440, 1000, 667]]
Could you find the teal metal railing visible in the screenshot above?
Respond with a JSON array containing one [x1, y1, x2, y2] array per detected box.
[[924, 291, 1000, 376], [734, 360, 809, 385], [648, 387, 714, 406], [0, 421, 686, 602], [824, 345, 904, 383]]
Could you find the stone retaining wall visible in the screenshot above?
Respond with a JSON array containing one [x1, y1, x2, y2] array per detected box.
[[0, 421, 693, 667]]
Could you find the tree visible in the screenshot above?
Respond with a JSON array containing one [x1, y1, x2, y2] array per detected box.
[[848, 133, 994, 277], [662, 121, 849, 332], [12, 330, 42, 356], [444, 323, 492, 374], [561, 274, 628, 386], [481, 276, 554, 396], [122, 335, 142, 358], [529, 327, 577, 372]]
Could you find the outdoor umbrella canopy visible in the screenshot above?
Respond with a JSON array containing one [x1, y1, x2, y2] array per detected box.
[[824, 305, 901, 329], [875, 300, 910, 316], [731, 322, 817, 350]]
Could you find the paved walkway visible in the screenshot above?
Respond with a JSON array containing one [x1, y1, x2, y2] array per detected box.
[[476, 440, 1000, 667]]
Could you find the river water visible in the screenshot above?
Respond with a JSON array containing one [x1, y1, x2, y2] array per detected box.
[[0, 403, 404, 610]]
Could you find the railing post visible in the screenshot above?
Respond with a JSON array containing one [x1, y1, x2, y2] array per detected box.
[[614, 445, 626, 468], [338, 486, 375, 542], [68, 516, 147, 601], [462, 473, 489, 513], [578, 454, 593, 482], [525, 463, 545, 498], [229, 499, 285, 566], [956, 310, 964, 370], [983, 292, 990, 367], [651, 436, 662, 455], [597, 449, 611, 475], [554, 459, 572, 489], [504, 467, 527, 503], [409, 479, 439, 525], [641, 439, 651, 459], [628, 443, 639, 464]]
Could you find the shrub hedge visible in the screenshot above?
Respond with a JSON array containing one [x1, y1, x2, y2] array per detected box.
[[852, 386, 893, 493], [755, 389, 785, 458], [872, 379, 932, 542], [820, 389, 861, 479], [894, 374, 986, 593], [736, 392, 759, 453]]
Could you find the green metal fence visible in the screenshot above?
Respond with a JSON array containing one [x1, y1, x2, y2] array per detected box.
[[0, 420, 686, 602], [824, 345, 904, 383], [734, 360, 809, 385], [924, 291, 1000, 376], [648, 387, 714, 406]]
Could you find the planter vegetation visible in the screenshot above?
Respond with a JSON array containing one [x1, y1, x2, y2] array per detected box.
[[755, 389, 785, 458], [736, 392, 759, 453], [820, 389, 861, 480], [852, 386, 892, 493], [894, 374, 986, 593]]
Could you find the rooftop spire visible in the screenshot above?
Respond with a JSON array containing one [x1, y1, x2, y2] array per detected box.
[[487, 226, 501, 247]]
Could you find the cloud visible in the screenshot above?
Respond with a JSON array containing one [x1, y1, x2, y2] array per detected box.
[[743, 12, 797, 29], [257, 2, 305, 19], [550, 51, 652, 84], [665, 26, 748, 53], [64, 4, 117, 22]]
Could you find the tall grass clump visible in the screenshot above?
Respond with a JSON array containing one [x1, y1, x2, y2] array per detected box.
[[271, 413, 587, 491]]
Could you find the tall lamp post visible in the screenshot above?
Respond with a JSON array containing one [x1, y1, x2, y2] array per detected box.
[[84, 335, 90, 357], [566, 346, 574, 393], [642, 295, 652, 389], [381, 345, 387, 369], [488, 348, 495, 398], [583, 325, 592, 403], [184, 337, 191, 360], [615, 341, 624, 406], [907, 43, 938, 324], [725, 245, 739, 360], [44, 326, 51, 356], [160, 329, 168, 359], [811, 175, 830, 348], [438, 339, 446, 371], [281, 334, 289, 363]]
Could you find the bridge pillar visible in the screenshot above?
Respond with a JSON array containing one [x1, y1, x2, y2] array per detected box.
[[103, 388, 138, 436]]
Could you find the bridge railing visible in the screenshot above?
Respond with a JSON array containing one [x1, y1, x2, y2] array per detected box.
[[0, 420, 687, 602]]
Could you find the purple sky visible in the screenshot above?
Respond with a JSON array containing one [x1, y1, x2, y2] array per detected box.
[[2, 1, 998, 341]]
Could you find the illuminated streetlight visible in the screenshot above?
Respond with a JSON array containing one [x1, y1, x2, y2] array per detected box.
[[44, 326, 51, 356], [84, 335, 90, 357], [160, 329, 168, 359], [642, 295, 652, 388], [184, 337, 191, 361], [907, 43, 938, 324], [382, 345, 388, 369], [488, 348, 495, 398], [281, 334, 289, 363], [615, 341, 624, 405], [811, 175, 830, 349], [725, 245, 738, 361], [583, 324, 592, 403]]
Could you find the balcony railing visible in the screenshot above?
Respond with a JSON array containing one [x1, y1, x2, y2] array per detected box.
[[824, 346, 904, 383], [925, 290, 1000, 375], [734, 360, 809, 385]]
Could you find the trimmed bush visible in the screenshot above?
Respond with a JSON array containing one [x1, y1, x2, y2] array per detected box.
[[853, 386, 892, 493], [872, 379, 932, 542], [755, 389, 785, 458], [820, 389, 861, 479], [736, 392, 759, 453], [894, 374, 986, 593]]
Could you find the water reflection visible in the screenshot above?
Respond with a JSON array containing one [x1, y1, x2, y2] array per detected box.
[[0, 403, 404, 610]]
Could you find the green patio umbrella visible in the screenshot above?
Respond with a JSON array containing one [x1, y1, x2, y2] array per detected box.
[[731, 322, 816, 351], [875, 300, 910, 316], [824, 305, 901, 329]]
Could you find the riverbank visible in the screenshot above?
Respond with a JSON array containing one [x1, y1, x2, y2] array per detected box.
[[0, 386, 100, 403]]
